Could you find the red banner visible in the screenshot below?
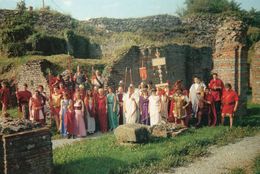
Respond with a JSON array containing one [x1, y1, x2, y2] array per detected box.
[[139, 67, 147, 80]]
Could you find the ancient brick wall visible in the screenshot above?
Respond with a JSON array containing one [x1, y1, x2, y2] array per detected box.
[[213, 18, 248, 115], [108, 46, 141, 88], [163, 45, 212, 88], [0, 134, 3, 173], [252, 41, 260, 104], [2, 128, 52, 174], [108, 45, 212, 89], [17, 59, 52, 97]]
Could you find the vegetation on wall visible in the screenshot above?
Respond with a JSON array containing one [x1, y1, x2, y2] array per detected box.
[[64, 30, 90, 58], [26, 33, 67, 56]]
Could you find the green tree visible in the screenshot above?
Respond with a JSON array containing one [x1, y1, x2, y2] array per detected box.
[[16, 0, 26, 12], [183, 0, 241, 15]]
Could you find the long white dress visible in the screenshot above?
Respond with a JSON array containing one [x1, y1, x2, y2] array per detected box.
[[86, 98, 96, 133], [149, 95, 161, 126], [189, 82, 206, 117], [123, 93, 138, 124]]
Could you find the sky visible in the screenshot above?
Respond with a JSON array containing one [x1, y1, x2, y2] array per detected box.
[[0, 0, 259, 20]]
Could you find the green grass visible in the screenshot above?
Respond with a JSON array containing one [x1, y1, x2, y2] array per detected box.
[[53, 103, 260, 174], [229, 153, 260, 174], [0, 54, 107, 79], [253, 154, 260, 174], [229, 168, 246, 174]]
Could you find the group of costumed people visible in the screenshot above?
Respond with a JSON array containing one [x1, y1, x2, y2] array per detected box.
[[0, 67, 239, 139]]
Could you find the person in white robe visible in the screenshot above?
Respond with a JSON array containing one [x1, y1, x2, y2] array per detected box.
[[92, 70, 105, 88], [189, 77, 206, 118], [123, 85, 138, 124], [149, 88, 161, 126]]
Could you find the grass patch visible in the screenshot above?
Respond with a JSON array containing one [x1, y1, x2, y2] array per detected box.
[[229, 168, 246, 174], [253, 154, 260, 174], [6, 102, 260, 173], [53, 126, 258, 174], [53, 121, 259, 174], [0, 54, 107, 79]]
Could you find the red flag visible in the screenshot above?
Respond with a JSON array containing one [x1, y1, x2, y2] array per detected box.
[[139, 67, 147, 80]]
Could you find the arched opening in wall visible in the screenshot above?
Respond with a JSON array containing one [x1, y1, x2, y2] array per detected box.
[[202, 68, 211, 85]]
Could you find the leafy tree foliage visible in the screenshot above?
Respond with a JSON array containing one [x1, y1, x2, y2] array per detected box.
[[16, 0, 26, 12], [183, 0, 241, 14]]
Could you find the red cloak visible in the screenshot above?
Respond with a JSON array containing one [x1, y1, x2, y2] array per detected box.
[[65, 110, 76, 135], [96, 95, 107, 133]]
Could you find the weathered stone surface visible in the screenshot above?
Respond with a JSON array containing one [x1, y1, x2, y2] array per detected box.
[[151, 123, 188, 138], [0, 116, 52, 174], [17, 59, 54, 97], [212, 18, 248, 116], [0, 117, 42, 135], [0, 134, 3, 173], [114, 124, 150, 143], [2, 128, 53, 174], [107, 44, 212, 89], [252, 41, 260, 104]]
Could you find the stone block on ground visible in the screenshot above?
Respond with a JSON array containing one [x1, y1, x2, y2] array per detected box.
[[0, 116, 52, 174], [114, 124, 150, 143], [151, 123, 188, 138]]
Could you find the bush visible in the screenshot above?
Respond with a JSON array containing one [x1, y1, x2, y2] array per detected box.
[[27, 33, 67, 55], [183, 0, 241, 15], [0, 24, 33, 44], [2, 42, 27, 57], [0, 24, 33, 57], [64, 30, 90, 58]]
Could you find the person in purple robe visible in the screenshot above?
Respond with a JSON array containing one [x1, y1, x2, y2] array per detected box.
[[139, 87, 150, 125]]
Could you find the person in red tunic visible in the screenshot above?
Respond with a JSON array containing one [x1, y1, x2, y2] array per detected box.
[[50, 87, 62, 129], [168, 80, 184, 123], [196, 88, 217, 127], [221, 83, 239, 128], [65, 100, 76, 139], [29, 90, 44, 124], [205, 88, 217, 126], [16, 83, 32, 119], [96, 88, 107, 133], [0, 81, 10, 114], [52, 75, 64, 89], [209, 73, 224, 124]]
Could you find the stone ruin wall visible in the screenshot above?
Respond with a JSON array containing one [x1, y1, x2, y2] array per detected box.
[[0, 134, 3, 173], [252, 41, 260, 104], [17, 59, 52, 97], [2, 128, 52, 174], [0, 123, 52, 174], [108, 17, 248, 115], [108, 44, 212, 90], [212, 19, 248, 115]]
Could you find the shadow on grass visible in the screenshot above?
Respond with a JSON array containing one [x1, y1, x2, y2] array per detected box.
[[54, 157, 127, 174], [234, 105, 260, 127]]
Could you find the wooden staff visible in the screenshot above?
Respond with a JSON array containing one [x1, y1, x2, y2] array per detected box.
[[67, 56, 72, 74], [130, 68, 133, 85], [124, 67, 127, 92], [91, 66, 96, 83], [47, 69, 52, 127]]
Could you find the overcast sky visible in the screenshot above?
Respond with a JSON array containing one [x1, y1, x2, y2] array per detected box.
[[0, 0, 259, 20]]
